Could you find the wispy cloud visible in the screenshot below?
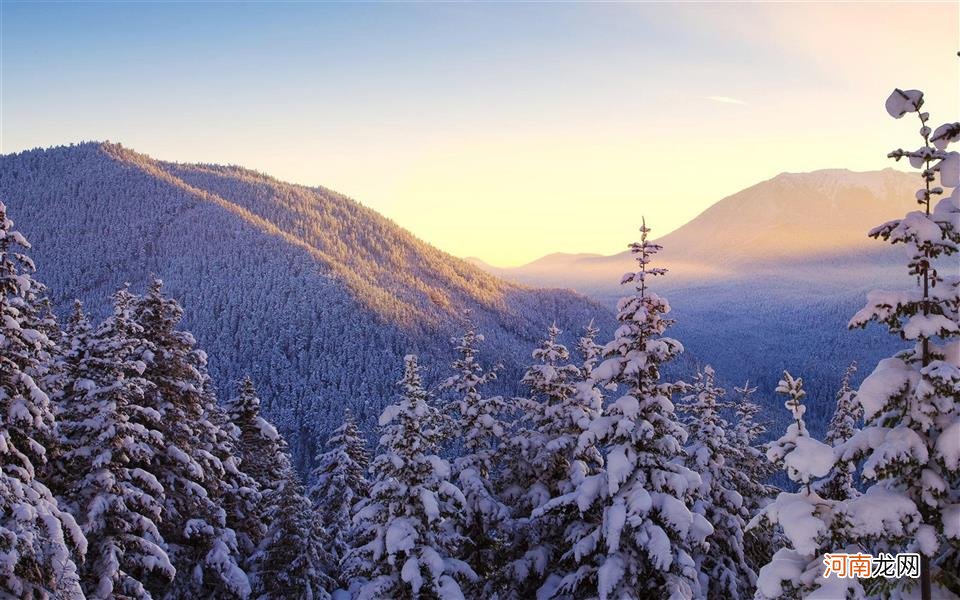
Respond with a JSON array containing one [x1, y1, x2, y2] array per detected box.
[[705, 96, 747, 105]]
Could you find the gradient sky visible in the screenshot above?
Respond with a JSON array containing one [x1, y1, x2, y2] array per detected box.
[[2, 2, 958, 266]]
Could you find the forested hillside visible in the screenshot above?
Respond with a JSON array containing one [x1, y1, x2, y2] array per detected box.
[[0, 142, 611, 470]]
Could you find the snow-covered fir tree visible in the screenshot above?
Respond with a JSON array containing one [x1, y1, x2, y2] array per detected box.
[[0, 202, 86, 599], [679, 365, 756, 599], [576, 320, 603, 379], [131, 279, 251, 599], [253, 459, 335, 600], [226, 376, 288, 500], [534, 221, 711, 600], [308, 409, 370, 580], [749, 372, 872, 600], [45, 300, 93, 496], [224, 376, 286, 561], [498, 323, 603, 598], [728, 381, 779, 576], [812, 362, 861, 502], [842, 89, 960, 599], [208, 388, 262, 576], [508, 324, 583, 511], [54, 294, 175, 599], [202, 371, 330, 599], [347, 354, 475, 600], [439, 318, 511, 589]]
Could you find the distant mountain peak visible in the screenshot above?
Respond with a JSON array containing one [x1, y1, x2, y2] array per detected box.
[[767, 166, 912, 200], [480, 167, 915, 289]]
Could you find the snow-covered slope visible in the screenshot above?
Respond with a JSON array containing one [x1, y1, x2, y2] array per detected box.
[[0, 142, 612, 469], [490, 168, 913, 288]]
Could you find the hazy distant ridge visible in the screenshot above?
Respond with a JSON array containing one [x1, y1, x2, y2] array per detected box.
[[486, 168, 913, 289]]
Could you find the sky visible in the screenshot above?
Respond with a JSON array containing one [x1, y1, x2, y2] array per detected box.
[[2, 2, 958, 267]]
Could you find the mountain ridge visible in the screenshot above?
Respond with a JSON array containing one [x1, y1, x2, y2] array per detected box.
[[0, 141, 614, 470], [479, 167, 913, 289], [98, 142, 523, 324]]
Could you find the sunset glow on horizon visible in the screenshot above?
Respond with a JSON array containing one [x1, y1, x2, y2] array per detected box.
[[3, 2, 958, 266]]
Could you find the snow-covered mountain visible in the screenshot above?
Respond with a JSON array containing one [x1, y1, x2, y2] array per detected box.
[[0, 142, 612, 469], [484, 168, 914, 289], [476, 168, 918, 433]]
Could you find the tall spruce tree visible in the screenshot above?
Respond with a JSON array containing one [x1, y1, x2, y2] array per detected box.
[[45, 300, 94, 497], [347, 355, 475, 600], [132, 279, 250, 599], [534, 222, 711, 600], [509, 324, 582, 511], [576, 320, 603, 379], [254, 458, 335, 599], [499, 323, 604, 598], [55, 294, 175, 598], [308, 409, 370, 578], [729, 381, 778, 577], [842, 89, 960, 599], [813, 362, 862, 502], [226, 377, 333, 599], [0, 202, 86, 599], [750, 373, 868, 600], [208, 391, 262, 576], [440, 318, 510, 589], [679, 366, 756, 599], [224, 376, 285, 562]]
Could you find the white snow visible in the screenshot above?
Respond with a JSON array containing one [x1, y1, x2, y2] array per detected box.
[[943, 504, 960, 539], [902, 314, 958, 340], [783, 436, 835, 482], [756, 548, 807, 599], [384, 518, 417, 555], [885, 89, 924, 118], [940, 151, 960, 188], [856, 358, 918, 420], [936, 418, 960, 471], [597, 553, 625, 600], [773, 492, 825, 556]]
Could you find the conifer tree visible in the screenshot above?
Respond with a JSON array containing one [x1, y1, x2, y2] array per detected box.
[[226, 378, 333, 598], [679, 366, 756, 599], [729, 381, 778, 509], [226, 377, 288, 500], [750, 372, 869, 600], [254, 460, 335, 600], [498, 324, 603, 598], [576, 320, 603, 379], [843, 89, 960, 599], [440, 318, 510, 587], [308, 409, 370, 576], [45, 300, 93, 496], [55, 294, 175, 598], [0, 202, 86, 599], [813, 362, 861, 502], [535, 222, 711, 600], [208, 392, 262, 573], [504, 325, 589, 511], [347, 355, 475, 600], [728, 381, 778, 576], [132, 279, 250, 599], [224, 376, 285, 560]]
